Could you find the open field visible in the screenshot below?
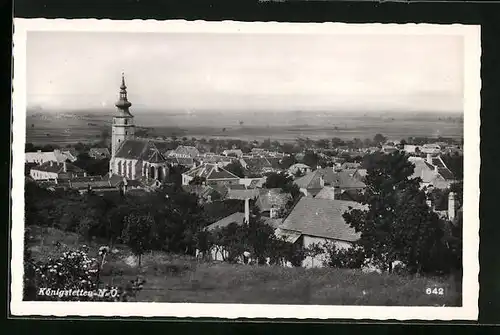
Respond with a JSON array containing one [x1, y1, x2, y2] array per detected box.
[[26, 225, 461, 306], [26, 109, 463, 145]]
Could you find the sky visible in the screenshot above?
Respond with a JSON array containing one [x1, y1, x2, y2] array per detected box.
[[26, 31, 464, 113]]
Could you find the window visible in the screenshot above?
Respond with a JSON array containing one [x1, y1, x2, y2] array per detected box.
[[124, 119, 128, 125], [125, 131, 128, 135]]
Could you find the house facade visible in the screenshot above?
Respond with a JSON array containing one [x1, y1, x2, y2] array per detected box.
[[30, 161, 86, 181], [275, 197, 366, 268]]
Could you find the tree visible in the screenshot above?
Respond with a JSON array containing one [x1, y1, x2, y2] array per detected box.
[[343, 151, 450, 274], [121, 212, 157, 267], [331, 137, 345, 148], [302, 151, 319, 169], [263, 172, 293, 189], [373, 133, 387, 146], [224, 161, 245, 178], [279, 155, 297, 169]]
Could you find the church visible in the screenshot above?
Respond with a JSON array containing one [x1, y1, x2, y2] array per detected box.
[[109, 74, 170, 183]]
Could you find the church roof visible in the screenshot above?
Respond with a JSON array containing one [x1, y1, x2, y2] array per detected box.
[[114, 139, 167, 163]]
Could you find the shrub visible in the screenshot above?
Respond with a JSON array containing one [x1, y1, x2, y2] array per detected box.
[[323, 242, 365, 269], [23, 246, 144, 302]]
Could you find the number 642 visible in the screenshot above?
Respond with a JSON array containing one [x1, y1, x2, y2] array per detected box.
[[426, 287, 444, 295]]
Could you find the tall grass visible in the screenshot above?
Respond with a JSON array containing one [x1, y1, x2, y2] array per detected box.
[[26, 225, 461, 306]]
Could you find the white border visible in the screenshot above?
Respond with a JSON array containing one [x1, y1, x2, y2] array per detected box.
[[10, 19, 481, 320]]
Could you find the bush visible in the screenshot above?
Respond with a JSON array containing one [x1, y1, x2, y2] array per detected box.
[[323, 242, 365, 269], [23, 245, 144, 302]]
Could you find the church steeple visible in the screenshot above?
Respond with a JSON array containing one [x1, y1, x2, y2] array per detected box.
[[110, 73, 136, 165], [115, 72, 132, 115]]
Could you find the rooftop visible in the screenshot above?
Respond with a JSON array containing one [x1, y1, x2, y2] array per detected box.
[[279, 197, 366, 242]]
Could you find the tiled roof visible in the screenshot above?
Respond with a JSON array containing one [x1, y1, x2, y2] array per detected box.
[[206, 212, 246, 231], [25, 150, 72, 163], [226, 187, 259, 200], [174, 145, 200, 158], [115, 139, 149, 159], [115, 139, 167, 163], [280, 197, 366, 241], [185, 163, 239, 181], [89, 148, 110, 157], [408, 156, 455, 183], [316, 168, 366, 189], [341, 162, 361, 169], [314, 186, 337, 200], [256, 188, 292, 212], [241, 157, 272, 170], [31, 161, 84, 174], [294, 170, 323, 189], [438, 168, 455, 180]]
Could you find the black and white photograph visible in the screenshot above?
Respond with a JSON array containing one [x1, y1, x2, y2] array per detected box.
[[10, 19, 480, 320]]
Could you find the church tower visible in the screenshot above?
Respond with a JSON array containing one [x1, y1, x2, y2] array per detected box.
[[111, 73, 135, 160]]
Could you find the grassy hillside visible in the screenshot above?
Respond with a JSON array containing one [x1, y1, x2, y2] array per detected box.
[[26, 225, 461, 306]]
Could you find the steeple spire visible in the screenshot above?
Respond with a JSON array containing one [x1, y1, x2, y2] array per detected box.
[[120, 72, 127, 90], [115, 72, 132, 114]]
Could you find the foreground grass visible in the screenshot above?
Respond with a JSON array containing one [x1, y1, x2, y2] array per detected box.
[[27, 225, 461, 306]]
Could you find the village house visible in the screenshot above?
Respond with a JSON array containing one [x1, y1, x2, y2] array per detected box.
[[169, 145, 200, 159], [30, 161, 86, 181], [198, 154, 235, 167], [181, 163, 240, 187], [294, 167, 366, 197], [421, 143, 442, 155], [222, 149, 244, 158], [201, 198, 283, 262], [275, 197, 366, 268], [25, 149, 77, 165], [340, 162, 361, 170], [314, 185, 364, 203], [239, 177, 267, 189], [409, 154, 456, 189], [88, 147, 111, 160], [239, 157, 275, 176], [165, 156, 197, 169]]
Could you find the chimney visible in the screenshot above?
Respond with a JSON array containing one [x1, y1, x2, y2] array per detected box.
[[83, 172, 87, 177], [63, 161, 67, 172], [426, 153, 433, 165], [331, 185, 336, 200], [49, 161, 53, 167], [448, 192, 456, 221], [244, 198, 250, 224], [270, 206, 277, 219]]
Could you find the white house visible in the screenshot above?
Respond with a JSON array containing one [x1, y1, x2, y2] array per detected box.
[[30, 161, 86, 181], [275, 197, 366, 268]]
